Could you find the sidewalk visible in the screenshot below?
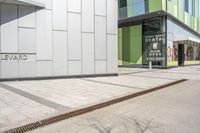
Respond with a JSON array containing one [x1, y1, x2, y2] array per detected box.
[[30, 80, 200, 133], [0, 65, 200, 132]]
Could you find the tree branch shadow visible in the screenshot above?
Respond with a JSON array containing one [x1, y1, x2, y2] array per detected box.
[[80, 116, 164, 133], [126, 116, 164, 133]]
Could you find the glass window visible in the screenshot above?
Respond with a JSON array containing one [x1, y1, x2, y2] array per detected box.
[[142, 17, 167, 67], [119, 0, 127, 8], [119, 0, 127, 19], [185, 0, 189, 13], [192, 0, 195, 16], [133, 2, 145, 16], [144, 0, 149, 13], [174, 0, 178, 5], [119, 7, 127, 19], [198, 1, 200, 17]]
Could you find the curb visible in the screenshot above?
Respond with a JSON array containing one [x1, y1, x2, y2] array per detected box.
[[4, 79, 187, 133]]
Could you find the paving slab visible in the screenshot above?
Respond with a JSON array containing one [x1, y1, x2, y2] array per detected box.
[[30, 80, 200, 133], [119, 65, 200, 80], [0, 65, 200, 132]]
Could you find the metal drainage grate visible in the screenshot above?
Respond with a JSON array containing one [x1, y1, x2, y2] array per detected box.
[[4, 79, 187, 133]]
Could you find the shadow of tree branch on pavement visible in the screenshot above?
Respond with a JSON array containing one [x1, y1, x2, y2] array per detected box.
[[86, 118, 117, 133], [84, 116, 164, 133]]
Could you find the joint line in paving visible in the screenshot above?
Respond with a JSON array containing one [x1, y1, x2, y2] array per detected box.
[[0, 83, 70, 111], [119, 70, 158, 76], [83, 79, 143, 90], [157, 71, 200, 75], [125, 74, 175, 80]]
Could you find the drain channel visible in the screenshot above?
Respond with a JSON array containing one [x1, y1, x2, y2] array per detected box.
[[4, 79, 187, 133]]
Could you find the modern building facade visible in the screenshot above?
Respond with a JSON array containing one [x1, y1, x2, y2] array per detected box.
[[0, 0, 118, 80], [119, 0, 200, 68]]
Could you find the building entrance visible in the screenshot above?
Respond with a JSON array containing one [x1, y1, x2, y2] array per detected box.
[[178, 44, 184, 66], [142, 17, 167, 68]]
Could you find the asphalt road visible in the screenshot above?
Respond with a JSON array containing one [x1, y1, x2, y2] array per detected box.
[[30, 80, 200, 133]]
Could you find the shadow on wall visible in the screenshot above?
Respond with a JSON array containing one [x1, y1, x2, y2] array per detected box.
[[0, 4, 43, 26]]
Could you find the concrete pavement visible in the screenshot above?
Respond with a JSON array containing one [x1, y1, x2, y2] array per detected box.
[[0, 65, 200, 132], [30, 80, 200, 133]]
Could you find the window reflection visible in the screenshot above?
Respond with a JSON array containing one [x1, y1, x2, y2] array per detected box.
[[119, 0, 149, 19]]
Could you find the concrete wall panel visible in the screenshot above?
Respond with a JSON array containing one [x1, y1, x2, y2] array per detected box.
[[19, 61, 36, 78], [107, 34, 118, 73], [0, 0, 117, 79], [68, 61, 82, 75], [1, 4, 18, 53], [1, 61, 18, 78], [18, 6, 36, 28], [19, 28, 36, 53], [82, 0, 94, 32], [68, 13, 81, 60], [68, 0, 81, 13], [35, 0, 52, 9], [95, 60, 106, 74], [107, 0, 117, 34], [82, 33, 95, 74], [53, 31, 68, 76], [95, 16, 106, 60], [36, 9, 52, 60], [95, 0, 106, 16], [52, 0, 67, 30], [37, 61, 52, 77]]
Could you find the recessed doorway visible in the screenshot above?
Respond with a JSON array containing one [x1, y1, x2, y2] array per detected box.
[[178, 44, 184, 66]]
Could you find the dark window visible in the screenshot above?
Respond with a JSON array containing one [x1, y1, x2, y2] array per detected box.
[[144, 0, 149, 13], [185, 0, 189, 13], [143, 17, 163, 35], [192, 0, 195, 16], [120, 0, 127, 8]]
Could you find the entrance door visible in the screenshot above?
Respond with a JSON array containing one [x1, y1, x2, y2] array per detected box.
[[178, 44, 184, 66]]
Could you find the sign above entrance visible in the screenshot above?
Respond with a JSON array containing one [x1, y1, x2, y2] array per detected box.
[[0, 53, 36, 61], [145, 34, 165, 43], [145, 35, 165, 62]]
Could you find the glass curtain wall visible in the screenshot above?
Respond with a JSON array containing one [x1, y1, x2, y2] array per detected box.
[[167, 0, 200, 33], [119, 0, 128, 19], [119, 0, 166, 20], [142, 16, 167, 67], [119, 0, 149, 19], [167, 18, 200, 67]]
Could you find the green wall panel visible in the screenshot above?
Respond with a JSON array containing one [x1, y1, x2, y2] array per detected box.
[[194, 18, 197, 31], [184, 61, 200, 65], [118, 28, 123, 65], [130, 25, 142, 64], [118, 25, 142, 66], [130, 36, 142, 64], [189, 0, 193, 15], [119, 0, 200, 34], [178, 7, 184, 22], [149, 0, 163, 12], [162, 0, 167, 11], [198, 18, 200, 33], [167, 61, 178, 67], [122, 27, 131, 65], [131, 24, 142, 36], [167, 0, 173, 14], [127, 0, 133, 17], [167, 0, 200, 34], [179, 0, 185, 9]]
